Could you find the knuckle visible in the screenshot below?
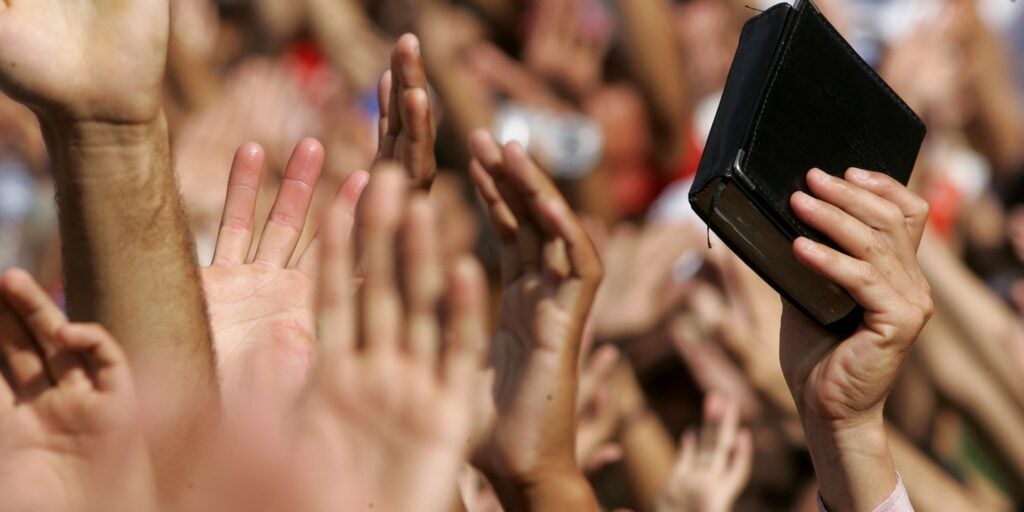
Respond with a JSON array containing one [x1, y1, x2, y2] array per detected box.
[[857, 262, 882, 287], [917, 295, 935, 322], [865, 231, 890, 258], [908, 195, 930, 219], [879, 203, 904, 227]]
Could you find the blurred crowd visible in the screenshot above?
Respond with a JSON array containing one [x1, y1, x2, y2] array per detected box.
[[1, 0, 1023, 511]]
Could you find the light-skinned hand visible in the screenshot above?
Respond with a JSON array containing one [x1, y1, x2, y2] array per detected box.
[[522, 0, 611, 98], [782, 168, 933, 511], [202, 140, 370, 411], [783, 168, 932, 426], [0, 0, 168, 123], [286, 166, 489, 511], [467, 130, 603, 509], [0, 269, 157, 512], [656, 393, 753, 512]]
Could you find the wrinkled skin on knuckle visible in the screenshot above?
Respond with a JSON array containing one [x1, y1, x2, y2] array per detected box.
[[856, 261, 882, 288], [865, 231, 891, 260], [878, 203, 904, 230], [911, 199, 930, 222]]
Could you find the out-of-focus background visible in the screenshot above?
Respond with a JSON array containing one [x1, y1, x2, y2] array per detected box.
[[1, 0, 1023, 510]]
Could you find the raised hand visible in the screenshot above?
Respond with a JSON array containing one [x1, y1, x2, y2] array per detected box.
[[592, 222, 702, 339], [781, 168, 933, 510], [202, 140, 369, 410], [576, 345, 624, 474], [467, 130, 603, 510], [522, 0, 610, 99], [287, 166, 489, 511], [656, 394, 753, 512], [377, 34, 437, 189], [0, 0, 167, 123], [0, 0, 213, 502], [0, 269, 157, 512], [669, 312, 763, 421]]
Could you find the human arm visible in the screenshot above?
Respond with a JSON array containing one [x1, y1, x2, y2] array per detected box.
[[305, 0, 391, 93], [780, 168, 934, 512], [955, 0, 1024, 174], [916, 230, 1024, 402], [418, 5, 496, 166], [0, 0, 217, 501], [887, 424, 999, 512], [915, 310, 1024, 491], [613, 0, 691, 169], [611, 360, 680, 512], [468, 131, 603, 511]]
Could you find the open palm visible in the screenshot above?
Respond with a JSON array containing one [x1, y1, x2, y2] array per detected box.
[[0, 269, 155, 512], [0, 0, 167, 122], [467, 132, 603, 480], [284, 167, 488, 512], [202, 140, 369, 410]]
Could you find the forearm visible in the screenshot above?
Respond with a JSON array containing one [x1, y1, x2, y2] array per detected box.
[[620, 409, 676, 512], [918, 233, 1024, 401], [718, 321, 799, 418], [886, 424, 985, 512], [427, 63, 494, 166], [485, 468, 599, 512], [307, 0, 389, 93], [917, 314, 1024, 488], [39, 113, 218, 498], [613, 0, 690, 169], [802, 413, 898, 512]]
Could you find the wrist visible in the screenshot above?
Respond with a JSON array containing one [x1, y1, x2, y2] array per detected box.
[[38, 113, 165, 149], [801, 412, 898, 512], [485, 467, 598, 512], [37, 113, 169, 178]]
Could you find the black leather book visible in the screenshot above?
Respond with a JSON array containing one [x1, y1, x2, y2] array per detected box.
[[688, 0, 925, 327]]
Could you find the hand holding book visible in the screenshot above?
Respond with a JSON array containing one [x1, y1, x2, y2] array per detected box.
[[689, 0, 925, 327], [780, 167, 932, 512]]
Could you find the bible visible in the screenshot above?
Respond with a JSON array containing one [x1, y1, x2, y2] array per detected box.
[[689, 0, 925, 327]]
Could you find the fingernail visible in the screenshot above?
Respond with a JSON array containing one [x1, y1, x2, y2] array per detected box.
[[795, 237, 821, 256], [808, 167, 828, 180], [793, 191, 815, 208], [848, 168, 870, 182]]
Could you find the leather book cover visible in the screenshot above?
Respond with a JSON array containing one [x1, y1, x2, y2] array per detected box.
[[689, 0, 925, 327]]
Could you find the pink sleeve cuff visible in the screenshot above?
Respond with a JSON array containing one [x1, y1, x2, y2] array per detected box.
[[817, 474, 913, 512]]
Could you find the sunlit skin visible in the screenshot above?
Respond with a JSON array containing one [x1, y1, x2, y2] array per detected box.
[[0, 270, 158, 512], [204, 167, 490, 512], [656, 394, 753, 512], [202, 140, 369, 411], [468, 131, 603, 511], [781, 168, 933, 512]]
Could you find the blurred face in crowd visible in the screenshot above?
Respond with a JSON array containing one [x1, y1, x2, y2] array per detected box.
[[675, 0, 739, 98], [584, 84, 652, 164]]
